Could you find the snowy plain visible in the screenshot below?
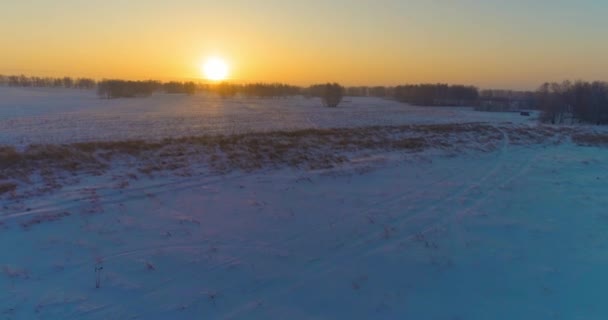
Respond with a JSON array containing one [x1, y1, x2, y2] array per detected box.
[[1, 87, 608, 319], [0, 87, 537, 147]]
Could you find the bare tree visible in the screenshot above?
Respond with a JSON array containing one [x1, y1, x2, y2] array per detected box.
[[323, 83, 344, 107], [537, 80, 608, 125]]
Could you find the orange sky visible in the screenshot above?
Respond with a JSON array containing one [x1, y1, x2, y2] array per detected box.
[[2, 1, 608, 89]]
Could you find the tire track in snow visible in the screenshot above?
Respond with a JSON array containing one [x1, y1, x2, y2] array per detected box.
[[0, 170, 260, 223], [222, 130, 554, 319], [278, 126, 509, 251], [364, 143, 544, 257], [222, 128, 513, 318]]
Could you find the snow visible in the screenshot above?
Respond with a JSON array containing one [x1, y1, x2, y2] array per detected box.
[[1, 87, 608, 319], [0, 87, 537, 147]]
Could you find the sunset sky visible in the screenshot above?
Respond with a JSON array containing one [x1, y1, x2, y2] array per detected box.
[[1, 0, 607, 89]]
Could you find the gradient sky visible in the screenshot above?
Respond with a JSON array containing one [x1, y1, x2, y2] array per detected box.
[[1, 0, 607, 89]]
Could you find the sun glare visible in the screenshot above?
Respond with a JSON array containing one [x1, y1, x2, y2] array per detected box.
[[202, 57, 229, 81]]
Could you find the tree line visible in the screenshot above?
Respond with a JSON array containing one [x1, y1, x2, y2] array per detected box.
[[95, 81, 304, 99], [9, 74, 608, 124], [345, 86, 389, 97], [96, 80, 208, 98], [393, 84, 479, 106], [97, 80, 161, 98], [207, 83, 479, 108], [0, 74, 477, 105], [0, 74, 208, 97], [537, 80, 608, 125], [0, 74, 95, 89], [202, 82, 301, 99]]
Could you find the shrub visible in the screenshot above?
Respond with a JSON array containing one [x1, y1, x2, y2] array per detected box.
[[0, 181, 17, 195], [309, 83, 344, 107]]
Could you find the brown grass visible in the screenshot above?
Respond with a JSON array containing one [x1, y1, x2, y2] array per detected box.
[[20, 211, 71, 229], [0, 181, 17, 194], [572, 133, 608, 146], [0, 146, 22, 169], [0, 123, 581, 197]]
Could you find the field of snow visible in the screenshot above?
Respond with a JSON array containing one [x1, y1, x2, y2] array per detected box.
[[0, 87, 537, 147], [1, 87, 608, 319]]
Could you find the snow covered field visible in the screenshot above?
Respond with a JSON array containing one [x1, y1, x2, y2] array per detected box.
[[1, 88, 608, 319], [0, 87, 537, 147]]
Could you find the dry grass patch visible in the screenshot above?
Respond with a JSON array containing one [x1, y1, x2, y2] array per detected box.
[[20, 211, 71, 229], [0, 146, 22, 169], [0, 181, 17, 195], [414, 123, 496, 135], [572, 134, 608, 146], [1, 123, 581, 198]]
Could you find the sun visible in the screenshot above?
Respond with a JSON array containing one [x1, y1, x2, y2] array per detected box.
[[201, 57, 229, 81]]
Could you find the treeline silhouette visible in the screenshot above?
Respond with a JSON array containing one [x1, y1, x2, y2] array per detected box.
[[205, 83, 301, 99], [476, 89, 537, 111], [164, 81, 197, 94], [537, 81, 608, 125], [345, 86, 389, 97], [307, 83, 344, 107], [16, 74, 608, 125], [0, 74, 95, 89], [1, 74, 478, 107], [241, 83, 301, 98], [393, 84, 479, 106], [209, 82, 344, 106], [97, 80, 204, 98], [480, 89, 535, 100], [0, 74, 205, 97], [95, 81, 303, 99], [0, 74, 479, 106], [97, 80, 160, 98]]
